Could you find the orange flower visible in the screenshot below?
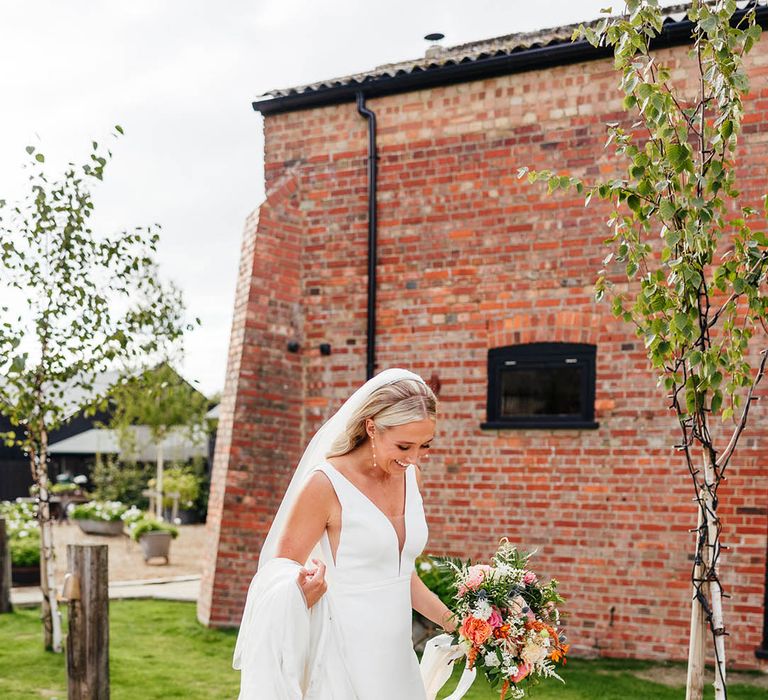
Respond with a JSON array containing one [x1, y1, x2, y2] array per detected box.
[[550, 643, 570, 664], [467, 645, 479, 670], [460, 616, 493, 646], [525, 620, 568, 665], [493, 623, 511, 640]]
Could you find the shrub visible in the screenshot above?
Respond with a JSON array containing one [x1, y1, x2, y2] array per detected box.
[[90, 454, 151, 508], [9, 529, 41, 566], [50, 483, 79, 495], [149, 466, 202, 509], [416, 554, 458, 608], [0, 500, 38, 531], [130, 517, 179, 541], [0, 500, 41, 567]]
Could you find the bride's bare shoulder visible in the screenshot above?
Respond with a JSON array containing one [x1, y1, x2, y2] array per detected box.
[[300, 468, 336, 502]]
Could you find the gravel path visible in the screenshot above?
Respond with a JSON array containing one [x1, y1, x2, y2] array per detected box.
[[51, 521, 207, 584]]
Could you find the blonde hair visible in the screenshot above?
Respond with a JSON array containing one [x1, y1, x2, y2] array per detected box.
[[326, 378, 437, 458]]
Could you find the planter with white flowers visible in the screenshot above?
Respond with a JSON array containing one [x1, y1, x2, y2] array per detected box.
[[68, 500, 127, 536]]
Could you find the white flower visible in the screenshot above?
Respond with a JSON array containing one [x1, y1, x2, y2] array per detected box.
[[419, 561, 433, 572], [483, 652, 500, 668], [521, 639, 548, 666], [473, 599, 492, 621]]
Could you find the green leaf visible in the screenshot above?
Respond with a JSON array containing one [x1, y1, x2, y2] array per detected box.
[[35, 153, 45, 163], [659, 200, 676, 219], [667, 144, 691, 173], [627, 194, 642, 213]]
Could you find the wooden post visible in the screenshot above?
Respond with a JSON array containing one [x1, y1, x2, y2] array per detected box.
[[686, 494, 707, 700], [0, 518, 12, 614], [66, 544, 109, 700]]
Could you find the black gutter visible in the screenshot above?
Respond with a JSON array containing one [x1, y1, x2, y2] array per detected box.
[[356, 93, 378, 382], [253, 5, 768, 116]]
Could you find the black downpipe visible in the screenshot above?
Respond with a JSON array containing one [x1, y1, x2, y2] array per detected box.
[[357, 92, 378, 381]]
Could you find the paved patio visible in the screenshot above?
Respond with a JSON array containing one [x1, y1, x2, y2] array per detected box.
[[11, 521, 208, 607]]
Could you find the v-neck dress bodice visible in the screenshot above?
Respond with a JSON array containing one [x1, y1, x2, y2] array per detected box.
[[307, 461, 428, 700]]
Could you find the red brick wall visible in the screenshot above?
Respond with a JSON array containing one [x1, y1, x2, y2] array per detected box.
[[198, 171, 305, 626], [201, 43, 768, 667]]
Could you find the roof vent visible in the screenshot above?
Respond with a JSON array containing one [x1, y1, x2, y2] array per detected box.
[[424, 32, 446, 59]]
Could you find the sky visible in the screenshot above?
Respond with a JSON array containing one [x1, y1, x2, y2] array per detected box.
[[0, 1, 679, 397]]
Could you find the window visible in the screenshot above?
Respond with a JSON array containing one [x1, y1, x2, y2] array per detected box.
[[482, 343, 598, 430]]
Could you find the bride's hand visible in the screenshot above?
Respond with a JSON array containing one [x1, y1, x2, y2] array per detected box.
[[297, 559, 327, 609]]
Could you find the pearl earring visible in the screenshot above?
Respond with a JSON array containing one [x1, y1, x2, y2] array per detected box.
[[371, 433, 377, 469]]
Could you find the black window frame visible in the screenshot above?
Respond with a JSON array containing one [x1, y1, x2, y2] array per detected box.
[[481, 342, 599, 430]]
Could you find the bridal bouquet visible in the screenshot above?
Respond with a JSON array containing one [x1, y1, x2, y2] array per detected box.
[[438, 540, 568, 700]]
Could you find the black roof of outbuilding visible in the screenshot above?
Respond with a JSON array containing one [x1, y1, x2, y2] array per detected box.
[[252, 2, 768, 116]]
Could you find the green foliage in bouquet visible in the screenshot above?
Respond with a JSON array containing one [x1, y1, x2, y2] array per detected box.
[[431, 541, 568, 699]]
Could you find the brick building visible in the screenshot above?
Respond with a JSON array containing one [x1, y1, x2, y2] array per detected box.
[[199, 7, 768, 668]]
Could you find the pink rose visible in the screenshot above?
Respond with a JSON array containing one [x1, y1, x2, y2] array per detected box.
[[458, 564, 494, 596], [487, 607, 503, 629], [522, 571, 537, 586], [510, 662, 532, 683]]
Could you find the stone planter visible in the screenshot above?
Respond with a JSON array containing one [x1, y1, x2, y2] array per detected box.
[[75, 519, 124, 537], [11, 564, 41, 587], [138, 531, 173, 564]]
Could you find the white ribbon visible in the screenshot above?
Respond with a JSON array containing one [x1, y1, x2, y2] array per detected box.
[[420, 633, 477, 700]]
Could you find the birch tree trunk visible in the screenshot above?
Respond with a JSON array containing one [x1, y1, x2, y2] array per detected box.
[[34, 439, 63, 652], [703, 456, 727, 699], [155, 440, 164, 521]]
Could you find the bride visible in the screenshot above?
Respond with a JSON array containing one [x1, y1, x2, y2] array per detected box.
[[233, 368, 459, 699]]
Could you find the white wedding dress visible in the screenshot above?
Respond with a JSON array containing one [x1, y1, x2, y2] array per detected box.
[[308, 461, 429, 700], [234, 368, 473, 700]]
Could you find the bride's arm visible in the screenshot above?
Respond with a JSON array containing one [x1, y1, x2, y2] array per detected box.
[[410, 465, 456, 633], [275, 472, 334, 608], [411, 573, 456, 633]]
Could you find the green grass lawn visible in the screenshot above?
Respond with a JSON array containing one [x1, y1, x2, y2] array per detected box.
[[0, 601, 765, 699], [436, 656, 767, 699]]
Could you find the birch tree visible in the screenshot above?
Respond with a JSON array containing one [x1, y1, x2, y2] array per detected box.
[[108, 363, 210, 520], [0, 129, 190, 651], [520, 2, 767, 698]]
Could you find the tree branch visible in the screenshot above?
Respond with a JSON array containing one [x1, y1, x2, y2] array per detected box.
[[715, 348, 767, 470]]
